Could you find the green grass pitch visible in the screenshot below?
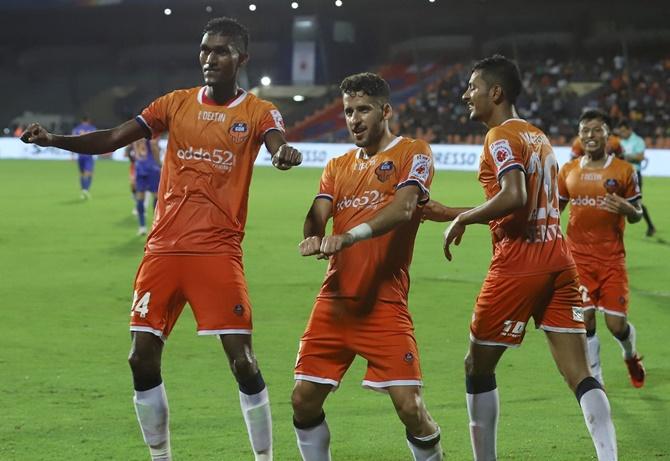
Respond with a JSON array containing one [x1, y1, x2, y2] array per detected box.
[[1, 159, 668, 460]]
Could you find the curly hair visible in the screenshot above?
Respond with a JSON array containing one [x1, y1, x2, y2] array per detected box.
[[203, 17, 249, 53], [340, 72, 390, 103]]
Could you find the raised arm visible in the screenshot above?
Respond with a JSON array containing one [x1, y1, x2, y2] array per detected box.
[[299, 198, 333, 258], [318, 185, 421, 257], [264, 129, 302, 171], [21, 119, 146, 155]]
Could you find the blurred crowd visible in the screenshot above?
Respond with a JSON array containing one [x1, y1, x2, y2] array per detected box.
[[391, 56, 670, 147]]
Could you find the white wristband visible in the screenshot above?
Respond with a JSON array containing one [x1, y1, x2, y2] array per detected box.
[[346, 223, 373, 243]]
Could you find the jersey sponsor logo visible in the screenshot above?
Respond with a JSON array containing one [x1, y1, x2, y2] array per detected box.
[[198, 110, 226, 123], [489, 139, 514, 169], [408, 154, 431, 183], [580, 172, 602, 181], [374, 160, 395, 182], [570, 195, 606, 207], [229, 121, 249, 143], [335, 190, 386, 212], [176, 146, 234, 171], [270, 109, 285, 131], [604, 178, 619, 193], [572, 306, 584, 322]]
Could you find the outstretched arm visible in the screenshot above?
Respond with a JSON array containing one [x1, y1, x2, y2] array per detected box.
[[443, 169, 526, 261], [264, 129, 302, 171], [318, 185, 421, 256], [21, 119, 146, 155], [422, 200, 473, 222], [299, 198, 333, 258]]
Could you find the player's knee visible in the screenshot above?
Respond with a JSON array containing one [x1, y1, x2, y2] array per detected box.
[[128, 349, 159, 374], [394, 396, 424, 429], [231, 355, 258, 380], [291, 384, 319, 417], [464, 353, 475, 375]]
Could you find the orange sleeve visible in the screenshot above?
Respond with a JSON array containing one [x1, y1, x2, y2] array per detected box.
[[557, 163, 570, 201], [317, 158, 336, 201], [484, 126, 525, 182], [137, 92, 174, 139], [397, 140, 434, 204], [256, 101, 286, 142], [623, 163, 641, 202]]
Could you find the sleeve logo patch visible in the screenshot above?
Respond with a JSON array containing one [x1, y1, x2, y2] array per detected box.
[[229, 121, 249, 143], [375, 160, 395, 182], [408, 154, 431, 183], [270, 109, 285, 130], [489, 139, 514, 168]]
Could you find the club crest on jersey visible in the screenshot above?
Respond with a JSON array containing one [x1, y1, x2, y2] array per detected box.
[[408, 154, 431, 183], [229, 122, 249, 143], [603, 178, 619, 194], [404, 352, 414, 363], [489, 139, 514, 169], [375, 161, 395, 182]]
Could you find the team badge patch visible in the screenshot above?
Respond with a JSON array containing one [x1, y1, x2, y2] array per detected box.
[[603, 178, 619, 194], [229, 122, 249, 143], [375, 160, 395, 182], [489, 139, 514, 169], [572, 306, 584, 322], [404, 352, 414, 363], [408, 154, 431, 183], [233, 304, 245, 316], [270, 109, 285, 131]]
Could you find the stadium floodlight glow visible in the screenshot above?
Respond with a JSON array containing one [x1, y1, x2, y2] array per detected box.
[[335, 0, 343, 6], [205, 5, 213, 12], [428, 0, 436, 2], [260, 76, 272, 87], [163, 8, 172, 15], [291, 1, 299, 9], [293, 95, 305, 102], [249, 3, 257, 11]]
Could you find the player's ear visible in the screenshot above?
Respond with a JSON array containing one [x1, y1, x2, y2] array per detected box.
[[238, 51, 249, 67], [490, 84, 504, 104], [382, 102, 393, 121]]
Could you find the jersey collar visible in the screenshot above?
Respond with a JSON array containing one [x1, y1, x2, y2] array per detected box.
[[357, 136, 402, 160], [197, 87, 248, 107]]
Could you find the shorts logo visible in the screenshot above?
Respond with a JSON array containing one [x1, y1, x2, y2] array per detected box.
[[489, 139, 514, 169], [233, 304, 245, 316], [408, 154, 431, 183], [229, 122, 249, 143], [501, 320, 526, 337], [572, 306, 584, 322], [618, 296, 626, 305], [404, 352, 414, 363], [375, 161, 395, 182], [604, 178, 619, 194]]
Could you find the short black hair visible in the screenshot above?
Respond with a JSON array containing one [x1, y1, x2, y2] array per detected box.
[[618, 119, 632, 129], [203, 17, 249, 53], [340, 72, 390, 104], [579, 108, 612, 129], [472, 54, 522, 104]]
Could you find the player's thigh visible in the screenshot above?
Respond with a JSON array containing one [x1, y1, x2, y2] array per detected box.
[[387, 385, 430, 422], [181, 254, 253, 335], [544, 330, 590, 391], [470, 273, 549, 347], [573, 258, 600, 309], [291, 379, 333, 414], [130, 255, 187, 339], [354, 302, 423, 389], [295, 298, 356, 388], [538, 268, 587, 335]]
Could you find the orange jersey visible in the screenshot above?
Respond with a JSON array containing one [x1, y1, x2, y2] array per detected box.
[[136, 87, 285, 255], [478, 119, 574, 276], [558, 155, 640, 261], [571, 135, 623, 158], [317, 137, 433, 305]]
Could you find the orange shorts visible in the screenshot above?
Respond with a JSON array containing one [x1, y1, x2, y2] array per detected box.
[[295, 297, 422, 390], [574, 258, 629, 317], [129, 254, 252, 340], [470, 268, 585, 347]]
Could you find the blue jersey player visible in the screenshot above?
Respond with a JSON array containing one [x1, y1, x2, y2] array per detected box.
[[128, 138, 161, 235], [71, 117, 97, 199]]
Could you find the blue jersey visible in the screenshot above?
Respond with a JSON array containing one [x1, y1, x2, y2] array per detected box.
[[132, 139, 161, 176], [72, 122, 97, 159]]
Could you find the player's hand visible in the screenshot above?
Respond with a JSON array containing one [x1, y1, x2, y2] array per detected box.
[[299, 236, 325, 258], [20, 123, 53, 146], [443, 217, 466, 261], [272, 144, 302, 170], [421, 200, 447, 223], [600, 193, 631, 215], [319, 233, 354, 257]]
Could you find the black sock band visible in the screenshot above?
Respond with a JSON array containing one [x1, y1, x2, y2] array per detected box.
[[613, 324, 630, 342], [575, 376, 603, 403], [586, 328, 596, 338], [293, 411, 326, 430], [466, 374, 497, 394], [406, 429, 441, 448], [238, 371, 266, 395]]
